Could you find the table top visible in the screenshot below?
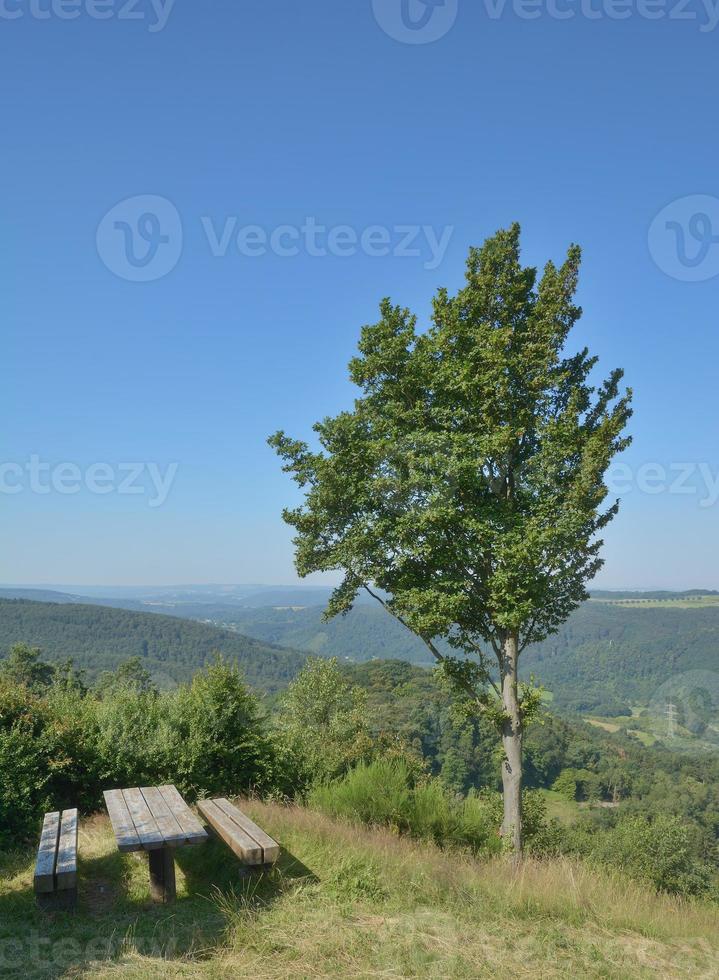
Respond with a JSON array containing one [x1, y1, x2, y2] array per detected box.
[[103, 785, 208, 852]]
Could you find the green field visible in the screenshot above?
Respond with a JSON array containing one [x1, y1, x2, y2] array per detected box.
[[591, 595, 719, 609]]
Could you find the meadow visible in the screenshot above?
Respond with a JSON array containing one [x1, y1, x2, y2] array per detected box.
[[2, 801, 719, 980]]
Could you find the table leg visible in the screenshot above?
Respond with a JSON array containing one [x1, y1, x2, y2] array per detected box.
[[148, 846, 176, 904]]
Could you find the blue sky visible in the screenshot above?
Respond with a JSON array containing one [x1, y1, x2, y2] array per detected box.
[[2, 0, 718, 589]]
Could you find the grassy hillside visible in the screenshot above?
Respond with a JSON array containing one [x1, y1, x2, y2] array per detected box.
[[1, 801, 717, 979], [0, 599, 307, 692]]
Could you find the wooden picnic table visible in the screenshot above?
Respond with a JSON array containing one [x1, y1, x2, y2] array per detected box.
[[103, 785, 208, 904]]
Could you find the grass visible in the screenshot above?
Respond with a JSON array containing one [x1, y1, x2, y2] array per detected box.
[[1, 801, 718, 979], [540, 789, 580, 825], [586, 718, 621, 733]]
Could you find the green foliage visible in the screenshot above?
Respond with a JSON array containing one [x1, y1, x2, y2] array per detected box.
[[570, 813, 713, 897], [0, 679, 97, 847], [96, 656, 156, 696], [0, 657, 278, 843], [309, 758, 560, 857], [0, 643, 55, 692], [162, 658, 276, 798], [0, 599, 306, 693], [275, 658, 374, 790], [270, 224, 631, 678], [553, 769, 580, 801]]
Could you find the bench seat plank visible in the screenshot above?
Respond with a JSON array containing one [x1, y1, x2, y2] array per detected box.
[[56, 809, 79, 890], [104, 790, 142, 852], [122, 788, 165, 850], [158, 785, 208, 844], [197, 800, 264, 864], [34, 812, 60, 893], [214, 799, 281, 864]]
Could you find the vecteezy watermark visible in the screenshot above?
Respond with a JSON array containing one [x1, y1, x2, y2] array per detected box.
[[0, 457, 179, 507], [200, 216, 453, 270], [484, 0, 719, 30], [372, 0, 719, 38], [648, 670, 719, 752], [372, 0, 459, 43], [648, 195, 719, 282], [606, 461, 719, 508], [96, 195, 454, 281], [96, 195, 183, 282], [0, 931, 179, 971], [0, 0, 176, 31]]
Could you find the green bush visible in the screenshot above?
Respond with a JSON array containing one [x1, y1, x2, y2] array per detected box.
[[0, 658, 280, 845], [585, 813, 712, 897], [161, 659, 277, 799], [275, 658, 375, 793], [310, 759, 554, 857], [309, 758, 413, 828], [0, 680, 96, 845]]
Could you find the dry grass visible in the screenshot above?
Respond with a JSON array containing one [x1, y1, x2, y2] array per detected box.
[[1, 801, 718, 979]]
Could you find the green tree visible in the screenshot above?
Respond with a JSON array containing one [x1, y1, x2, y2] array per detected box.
[[96, 656, 156, 697], [270, 225, 631, 857], [0, 643, 54, 692], [277, 657, 373, 788]]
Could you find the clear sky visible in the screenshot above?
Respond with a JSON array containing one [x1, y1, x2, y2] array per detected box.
[[2, 0, 718, 589]]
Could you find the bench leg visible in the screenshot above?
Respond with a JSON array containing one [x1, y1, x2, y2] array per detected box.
[[149, 846, 176, 904]]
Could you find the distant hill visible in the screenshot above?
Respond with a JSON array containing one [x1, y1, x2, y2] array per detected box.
[[0, 588, 83, 604], [0, 599, 307, 693], [178, 599, 719, 712], [3, 587, 718, 711]]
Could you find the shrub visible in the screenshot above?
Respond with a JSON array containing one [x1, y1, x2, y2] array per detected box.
[[553, 769, 579, 801], [309, 759, 550, 858], [309, 758, 413, 828], [161, 658, 277, 799], [276, 658, 374, 792], [0, 680, 93, 845], [588, 814, 713, 897]]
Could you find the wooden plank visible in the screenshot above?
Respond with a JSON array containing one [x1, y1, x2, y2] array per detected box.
[[122, 788, 164, 851], [140, 787, 187, 846], [214, 799, 280, 864], [103, 790, 142, 853], [197, 799, 263, 864], [56, 809, 78, 890], [157, 785, 208, 845], [34, 812, 60, 893]]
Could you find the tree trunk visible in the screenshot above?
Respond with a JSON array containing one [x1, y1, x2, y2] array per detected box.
[[500, 631, 523, 862]]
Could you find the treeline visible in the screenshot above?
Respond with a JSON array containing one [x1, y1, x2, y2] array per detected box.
[[1, 645, 717, 899], [0, 599, 306, 692], [200, 599, 719, 712]]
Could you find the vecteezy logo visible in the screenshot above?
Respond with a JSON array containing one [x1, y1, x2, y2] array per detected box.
[[648, 670, 719, 752], [648, 195, 719, 282], [372, 0, 458, 43], [96, 195, 183, 282]]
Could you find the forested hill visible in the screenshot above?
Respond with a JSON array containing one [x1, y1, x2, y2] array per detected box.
[[3, 593, 718, 711], [0, 599, 307, 692], [184, 599, 719, 712], [522, 601, 719, 710]]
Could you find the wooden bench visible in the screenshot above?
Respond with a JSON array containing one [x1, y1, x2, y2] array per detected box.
[[197, 799, 280, 870], [34, 809, 78, 910]]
